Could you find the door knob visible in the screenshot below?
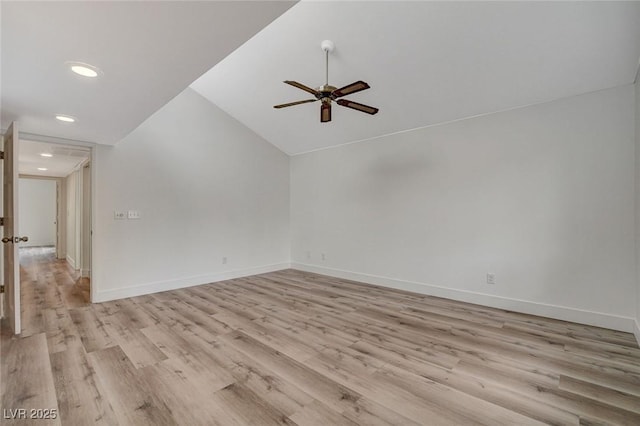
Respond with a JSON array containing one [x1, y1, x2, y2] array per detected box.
[[2, 236, 28, 243]]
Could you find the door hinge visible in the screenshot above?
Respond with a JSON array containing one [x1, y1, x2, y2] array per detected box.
[[0, 217, 4, 226], [0, 151, 4, 160], [0, 285, 4, 294]]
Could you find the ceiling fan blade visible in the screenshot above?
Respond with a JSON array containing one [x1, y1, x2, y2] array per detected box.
[[273, 99, 318, 109], [331, 80, 370, 98], [284, 80, 319, 96], [336, 99, 379, 115], [321, 102, 331, 123]]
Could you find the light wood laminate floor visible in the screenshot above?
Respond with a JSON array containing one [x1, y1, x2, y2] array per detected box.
[[1, 247, 640, 425]]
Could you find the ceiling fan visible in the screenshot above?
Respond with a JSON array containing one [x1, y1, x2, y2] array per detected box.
[[273, 40, 379, 123]]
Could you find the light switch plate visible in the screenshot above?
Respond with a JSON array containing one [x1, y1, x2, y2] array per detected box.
[[128, 210, 141, 219]]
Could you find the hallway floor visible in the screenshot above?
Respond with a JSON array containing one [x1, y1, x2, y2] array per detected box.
[[20, 246, 90, 338]]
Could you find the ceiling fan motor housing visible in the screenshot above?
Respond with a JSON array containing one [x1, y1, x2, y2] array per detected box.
[[316, 84, 337, 101]]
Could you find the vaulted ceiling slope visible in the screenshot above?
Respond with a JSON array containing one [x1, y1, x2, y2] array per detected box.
[[191, 1, 640, 155], [1, 1, 296, 145]]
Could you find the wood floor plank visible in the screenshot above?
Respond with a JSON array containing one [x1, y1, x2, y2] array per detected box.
[[374, 363, 546, 425], [457, 359, 640, 425], [1, 333, 60, 426], [210, 382, 297, 426], [254, 311, 360, 351], [339, 395, 422, 426], [305, 343, 484, 425], [93, 298, 138, 318], [289, 400, 358, 426], [349, 339, 579, 425], [345, 306, 640, 396], [103, 323, 168, 369], [58, 276, 90, 309], [220, 330, 365, 414], [49, 344, 118, 425], [169, 288, 220, 315], [139, 324, 236, 385], [88, 345, 176, 426], [68, 307, 117, 353], [43, 307, 82, 354], [4, 248, 640, 425], [559, 375, 640, 415], [154, 298, 232, 335], [225, 349, 316, 416], [139, 356, 234, 426]]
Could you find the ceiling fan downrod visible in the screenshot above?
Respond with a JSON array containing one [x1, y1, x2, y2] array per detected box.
[[321, 39, 335, 86]]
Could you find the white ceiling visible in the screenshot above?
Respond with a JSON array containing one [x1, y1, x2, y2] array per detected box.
[[1, 1, 296, 145], [20, 140, 89, 178], [191, 1, 640, 155]]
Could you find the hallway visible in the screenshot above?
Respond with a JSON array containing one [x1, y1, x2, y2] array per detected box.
[[19, 247, 90, 337]]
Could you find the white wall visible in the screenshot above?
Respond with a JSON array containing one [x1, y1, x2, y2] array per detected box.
[[92, 88, 290, 301], [635, 76, 640, 342], [291, 85, 636, 332], [18, 178, 56, 247], [65, 171, 78, 269]]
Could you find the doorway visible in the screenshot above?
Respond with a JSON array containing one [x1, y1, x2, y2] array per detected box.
[[18, 178, 56, 250], [18, 140, 92, 306]]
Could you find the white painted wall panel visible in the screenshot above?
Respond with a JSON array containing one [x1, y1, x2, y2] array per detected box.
[[292, 85, 636, 330], [92, 88, 290, 300], [18, 178, 56, 247]]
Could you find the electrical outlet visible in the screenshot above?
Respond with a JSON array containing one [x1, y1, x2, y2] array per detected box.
[[222, 257, 227, 264], [114, 211, 126, 220], [321, 253, 326, 261], [306, 251, 311, 259], [486, 273, 496, 285]]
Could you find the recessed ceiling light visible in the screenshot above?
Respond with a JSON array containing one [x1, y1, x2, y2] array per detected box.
[[37, 168, 48, 171], [40, 153, 53, 158], [55, 114, 76, 123], [67, 61, 101, 78]]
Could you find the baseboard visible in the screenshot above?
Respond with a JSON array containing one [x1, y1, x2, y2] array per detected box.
[[81, 269, 90, 278], [634, 319, 640, 347], [93, 262, 291, 303], [66, 255, 76, 270], [291, 262, 636, 333]]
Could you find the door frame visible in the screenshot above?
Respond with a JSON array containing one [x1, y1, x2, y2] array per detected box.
[[1, 123, 20, 333], [0, 131, 97, 314], [77, 158, 92, 280]]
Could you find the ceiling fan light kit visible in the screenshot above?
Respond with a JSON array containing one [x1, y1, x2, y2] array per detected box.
[[274, 40, 379, 123]]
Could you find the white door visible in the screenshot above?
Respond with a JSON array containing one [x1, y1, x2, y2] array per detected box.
[[3, 122, 26, 335]]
